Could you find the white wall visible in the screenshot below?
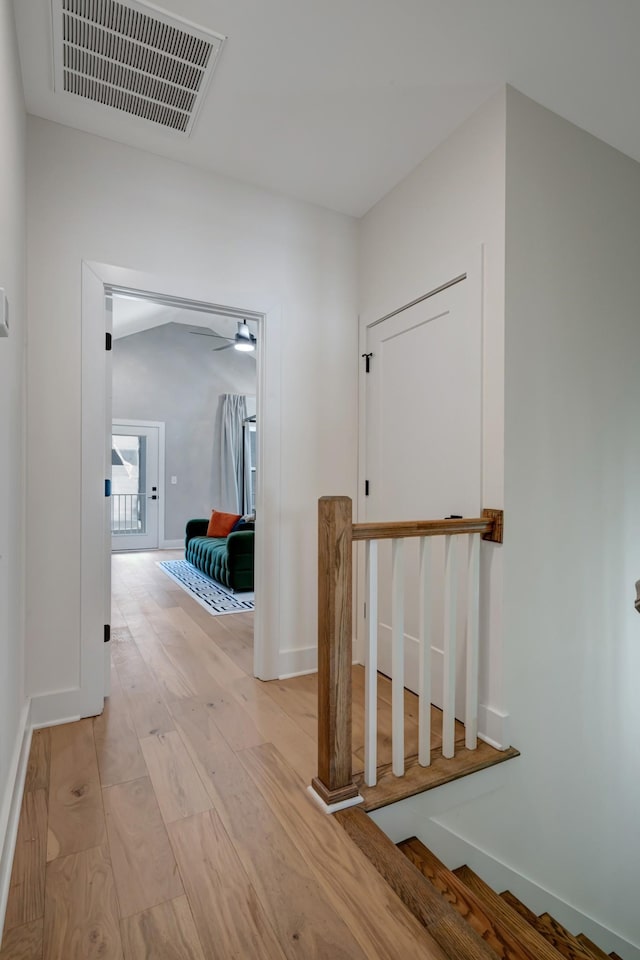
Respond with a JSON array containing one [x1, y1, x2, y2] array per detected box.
[[421, 90, 640, 952], [0, 0, 27, 923], [112, 322, 257, 541], [26, 118, 358, 701], [358, 91, 507, 741]]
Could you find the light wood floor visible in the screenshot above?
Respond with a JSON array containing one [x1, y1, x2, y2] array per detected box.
[[1, 550, 450, 960]]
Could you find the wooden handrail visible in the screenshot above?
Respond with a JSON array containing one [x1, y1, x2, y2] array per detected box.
[[311, 496, 503, 808], [353, 517, 489, 541], [353, 509, 503, 543]]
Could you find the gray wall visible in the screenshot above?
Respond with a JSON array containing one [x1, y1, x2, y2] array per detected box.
[[112, 321, 256, 541], [0, 0, 27, 879]]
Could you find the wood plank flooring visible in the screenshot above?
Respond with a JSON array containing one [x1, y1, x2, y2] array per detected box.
[[1, 550, 451, 960]]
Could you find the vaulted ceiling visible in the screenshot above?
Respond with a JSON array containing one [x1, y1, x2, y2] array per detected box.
[[13, 0, 640, 216]]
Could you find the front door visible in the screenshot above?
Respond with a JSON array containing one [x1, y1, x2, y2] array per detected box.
[[364, 276, 481, 700], [111, 422, 161, 551]]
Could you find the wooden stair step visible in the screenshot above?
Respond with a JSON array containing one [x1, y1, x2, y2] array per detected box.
[[574, 934, 613, 960], [540, 913, 605, 960], [455, 864, 589, 960], [500, 891, 538, 924], [499, 891, 598, 960], [608, 953, 624, 960], [398, 838, 537, 960], [334, 808, 498, 960]]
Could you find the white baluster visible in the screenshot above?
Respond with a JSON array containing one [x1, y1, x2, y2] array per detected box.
[[418, 537, 431, 766], [364, 539, 378, 787], [442, 535, 457, 759], [465, 533, 480, 750], [392, 538, 405, 777]]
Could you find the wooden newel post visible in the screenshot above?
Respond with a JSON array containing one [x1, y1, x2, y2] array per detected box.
[[311, 496, 360, 806]]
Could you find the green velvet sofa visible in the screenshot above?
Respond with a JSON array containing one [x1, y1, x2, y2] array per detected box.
[[185, 519, 254, 592]]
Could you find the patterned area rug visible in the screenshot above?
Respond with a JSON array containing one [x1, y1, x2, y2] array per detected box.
[[157, 559, 255, 616]]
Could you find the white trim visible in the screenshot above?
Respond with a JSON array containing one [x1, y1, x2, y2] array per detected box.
[[0, 699, 32, 938], [279, 658, 360, 682], [252, 302, 282, 680], [30, 685, 85, 728], [160, 539, 183, 550], [278, 645, 317, 678], [81, 261, 112, 718], [306, 786, 364, 815], [81, 261, 283, 727], [477, 704, 510, 750], [31, 715, 82, 730]]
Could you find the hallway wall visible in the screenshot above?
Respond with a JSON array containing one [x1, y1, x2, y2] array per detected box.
[[0, 0, 27, 927], [26, 117, 358, 699]]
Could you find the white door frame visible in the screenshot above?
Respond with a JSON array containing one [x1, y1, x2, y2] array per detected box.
[[81, 260, 282, 719], [111, 419, 165, 551]]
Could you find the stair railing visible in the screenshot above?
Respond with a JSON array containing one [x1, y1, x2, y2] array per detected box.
[[311, 496, 503, 808]]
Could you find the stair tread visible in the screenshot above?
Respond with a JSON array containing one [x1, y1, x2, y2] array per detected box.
[[501, 895, 612, 960], [539, 910, 603, 960], [500, 891, 538, 924], [335, 810, 498, 960], [455, 863, 595, 960], [573, 935, 611, 960], [398, 838, 539, 960]]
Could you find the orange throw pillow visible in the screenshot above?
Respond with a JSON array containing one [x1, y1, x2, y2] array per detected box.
[[206, 509, 241, 538]]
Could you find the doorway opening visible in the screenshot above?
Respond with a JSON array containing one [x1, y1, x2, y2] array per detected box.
[[80, 259, 282, 722], [108, 285, 260, 652]]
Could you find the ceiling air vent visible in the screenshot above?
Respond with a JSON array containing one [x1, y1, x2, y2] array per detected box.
[[51, 0, 225, 135]]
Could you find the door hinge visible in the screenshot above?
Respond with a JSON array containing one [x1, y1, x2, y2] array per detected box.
[[362, 352, 373, 373], [104, 624, 111, 644], [364, 602, 367, 619], [365, 480, 370, 496], [105, 478, 111, 497], [105, 332, 112, 351]]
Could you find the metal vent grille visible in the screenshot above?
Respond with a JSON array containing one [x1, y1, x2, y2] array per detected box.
[[52, 0, 225, 135]]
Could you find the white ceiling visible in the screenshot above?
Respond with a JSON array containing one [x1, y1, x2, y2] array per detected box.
[[13, 0, 640, 216]]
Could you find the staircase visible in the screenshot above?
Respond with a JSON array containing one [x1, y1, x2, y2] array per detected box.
[[336, 807, 625, 960]]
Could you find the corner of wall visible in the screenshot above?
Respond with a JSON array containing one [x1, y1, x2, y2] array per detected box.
[[0, 698, 32, 938]]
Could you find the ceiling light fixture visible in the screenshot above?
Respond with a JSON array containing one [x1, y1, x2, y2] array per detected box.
[[234, 323, 255, 352], [189, 320, 256, 352]]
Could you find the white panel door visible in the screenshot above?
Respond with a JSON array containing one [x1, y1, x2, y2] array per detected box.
[[111, 422, 160, 551], [365, 278, 481, 702]]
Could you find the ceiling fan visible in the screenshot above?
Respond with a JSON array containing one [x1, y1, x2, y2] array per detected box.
[[189, 320, 256, 352]]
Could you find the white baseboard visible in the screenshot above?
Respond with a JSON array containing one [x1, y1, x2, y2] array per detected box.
[[0, 699, 32, 939], [477, 704, 510, 750], [278, 649, 360, 681], [160, 539, 183, 550], [30, 687, 84, 728], [32, 715, 82, 730], [278, 645, 317, 679], [370, 774, 639, 960]]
